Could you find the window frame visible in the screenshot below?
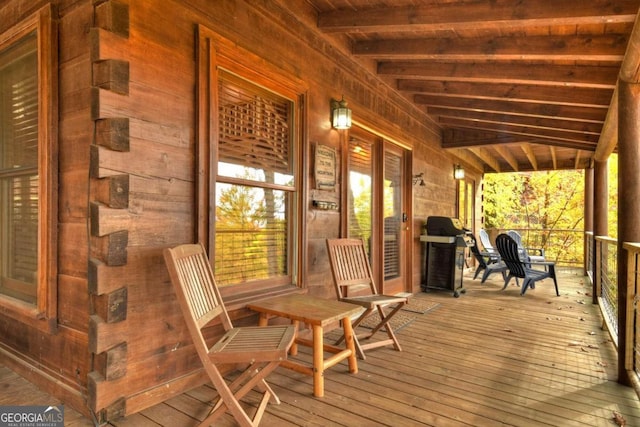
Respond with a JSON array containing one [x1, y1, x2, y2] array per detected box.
[[196, 26, 307, 300], [0, 5, 58, 330]]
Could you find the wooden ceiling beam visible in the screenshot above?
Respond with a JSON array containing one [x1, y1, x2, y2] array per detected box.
[[550, 146, 558, 170], [438, 116, 599, 144], [440, 118, 599, 148], [494, 145, 520, 172], [318, 1, 639, 33], [468, 147, 501, 173], [442, 131, 531, 147], [428, 107, 604, 134], [400, 80, 613, 107], [379, 62, 618, 88], [442, 127, 598, 151], [447, 148, 485, 173], [415, 94, 606, 123], [521, 143, 539, 170], [354, 34, 628, 61]]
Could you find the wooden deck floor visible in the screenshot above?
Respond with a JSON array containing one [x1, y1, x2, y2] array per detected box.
[[2, 268, 640, 426]]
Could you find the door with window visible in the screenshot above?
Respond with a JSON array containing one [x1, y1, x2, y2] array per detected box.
[[346, 127, 410, 295]]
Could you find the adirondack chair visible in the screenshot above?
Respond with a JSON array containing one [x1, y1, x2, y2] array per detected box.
[[326, 238, 409, 360], [469, 234, 508, 283], [506, 230, 546, 264], [164, 243, 296, 427], [495, 234, 559, 296], [478, 229, 500, 263]]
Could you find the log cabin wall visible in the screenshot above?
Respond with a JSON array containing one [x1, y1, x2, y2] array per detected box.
[[0, 0, 481, 421]]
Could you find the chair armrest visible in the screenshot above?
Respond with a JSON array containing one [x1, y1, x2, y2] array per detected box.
[[524, 247, 545, 256], [528, 260, 554, 266], [479, 251, 501, 263]]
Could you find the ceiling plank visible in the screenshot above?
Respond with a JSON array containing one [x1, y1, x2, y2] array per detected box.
[[415, 94, 606, 123], [440, 117, 599, 147], [438, 116, 599, 144], [442, 128, 597, 151], [399, 80, 613, 107], [427, 107, 604, 134], [318, 1, 639, 33], [354, 34, 628, 61], [379, 62, 619, 88]]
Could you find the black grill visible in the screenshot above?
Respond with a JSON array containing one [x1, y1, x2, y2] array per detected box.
[[420, 216, 472, 297]]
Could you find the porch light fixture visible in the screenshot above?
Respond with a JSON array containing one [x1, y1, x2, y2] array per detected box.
[[454, 164, 465, 180], [413, 172, 426, 186], [331, 96, 352, 130]]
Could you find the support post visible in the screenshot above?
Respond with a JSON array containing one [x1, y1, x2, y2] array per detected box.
[[617, 79, 640, 386]]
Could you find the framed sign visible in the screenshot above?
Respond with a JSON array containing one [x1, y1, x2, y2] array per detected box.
[[315, 143, 336, 190]]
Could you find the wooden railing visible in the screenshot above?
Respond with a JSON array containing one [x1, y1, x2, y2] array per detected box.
[[595, 235, 619, 347], [623, 242, 640, 389]]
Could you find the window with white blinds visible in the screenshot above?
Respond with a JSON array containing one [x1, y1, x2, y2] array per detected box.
[[214, 70, 295, 287], [0, 32, 38, 304], [348, 136, 373, 255]]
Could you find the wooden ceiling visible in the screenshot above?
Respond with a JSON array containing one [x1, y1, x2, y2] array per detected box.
[[308, 0, 640, 173]]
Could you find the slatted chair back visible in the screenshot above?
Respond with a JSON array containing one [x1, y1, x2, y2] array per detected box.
[[326, 238, 378, 299], [479, 229, 497, 255], [496, 234, 527, 279], [165, 243, 232, 337], [507, 229, 546, 263], [496, 233, 559, 296]]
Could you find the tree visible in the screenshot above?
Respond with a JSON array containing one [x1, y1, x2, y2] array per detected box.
[[483, 170, 585, 265]]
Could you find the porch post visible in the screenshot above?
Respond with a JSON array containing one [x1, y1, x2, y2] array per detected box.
[[593, 160, 608, 306], [617, 79, 640, 386], [583, 166, 594, 299]]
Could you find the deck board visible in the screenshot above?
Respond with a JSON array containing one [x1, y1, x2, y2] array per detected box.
[[2, 268, 640, 426]]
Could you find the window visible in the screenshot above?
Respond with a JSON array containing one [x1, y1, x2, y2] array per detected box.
[[214, 72, 295, 288], [458, 178, 474, 230], [0, 6, 57, 323], [347, 135, 373, 254], [197, 27, 304, 296]]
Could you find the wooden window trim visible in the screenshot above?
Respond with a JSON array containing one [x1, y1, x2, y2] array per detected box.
[[0, 5, 58, 332], [196, 25, 308, 300]]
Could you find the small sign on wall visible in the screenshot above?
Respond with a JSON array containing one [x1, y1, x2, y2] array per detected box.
[[314, 143, 336, 190]]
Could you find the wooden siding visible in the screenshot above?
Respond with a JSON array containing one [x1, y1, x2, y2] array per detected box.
[[0, 0, 480, 422], [2, 269, 640, 426]]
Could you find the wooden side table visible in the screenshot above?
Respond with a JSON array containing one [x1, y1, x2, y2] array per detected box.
[[248, 294, 360, 397]]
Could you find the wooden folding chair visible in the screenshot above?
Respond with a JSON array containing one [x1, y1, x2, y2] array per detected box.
[[164, 244, 296, 427], [326, 238, 410, 359]]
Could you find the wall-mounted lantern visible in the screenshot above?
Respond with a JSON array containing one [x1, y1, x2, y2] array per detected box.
[[454, 164, 465, 180], [331, 96, 352, 130]]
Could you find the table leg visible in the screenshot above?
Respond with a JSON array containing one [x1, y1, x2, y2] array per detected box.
[[257, 313, 268, 327], [290, 320, 299, 356], [312, 324, 324, 397], [342, 316, 358, 374]]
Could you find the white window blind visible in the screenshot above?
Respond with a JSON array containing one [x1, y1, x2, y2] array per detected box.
[[0, 32, 39, 304]]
